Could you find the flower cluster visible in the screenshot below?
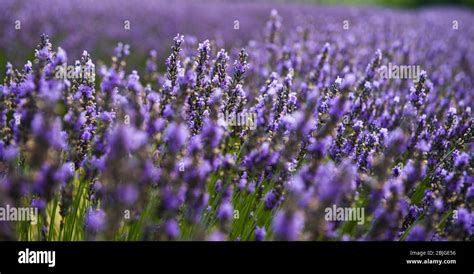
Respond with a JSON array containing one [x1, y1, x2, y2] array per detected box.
[[0, 8, 472, 241]]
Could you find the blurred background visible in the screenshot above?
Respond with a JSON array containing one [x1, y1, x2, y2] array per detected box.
[[0, 0, 472, 76], [285, 0, 473, 7]]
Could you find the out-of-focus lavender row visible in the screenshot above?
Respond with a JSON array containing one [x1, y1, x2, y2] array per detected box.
[[2, 1, 472, 70], [0, 0, 310, 66]]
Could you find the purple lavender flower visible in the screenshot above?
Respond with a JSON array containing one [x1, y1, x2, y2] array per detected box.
[[85, 208, 106, 232], [164, 219, 180, 239], [273, 210, 305, 241], [255, 226, 266, 241], [164, 122, 189, 153], [217, 201, 233, 221]]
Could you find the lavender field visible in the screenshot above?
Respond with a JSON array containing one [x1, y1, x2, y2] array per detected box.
[[0, 0, 473, 241]]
